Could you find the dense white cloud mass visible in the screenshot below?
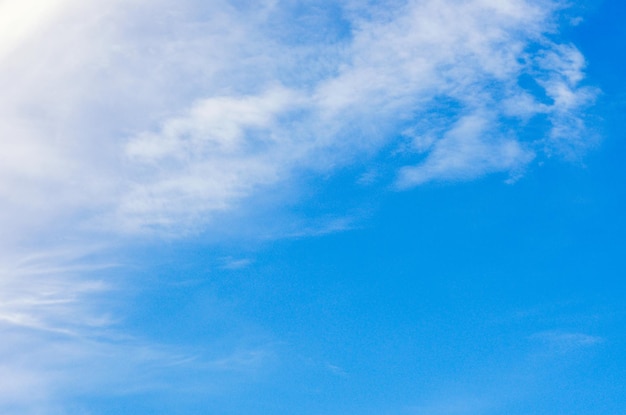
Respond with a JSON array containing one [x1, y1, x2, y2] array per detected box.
[[0, 0, 596, 412], [0, 0, 595, 235]]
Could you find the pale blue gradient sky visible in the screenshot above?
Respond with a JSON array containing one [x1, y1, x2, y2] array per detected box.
[[0, 1, 625, 414]]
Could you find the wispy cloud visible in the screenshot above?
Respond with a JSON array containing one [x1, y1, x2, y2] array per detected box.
[[0, 248, 114, 334], [0, 247, 277, 413], [220, 257, 254, 270], [396, 112, 535, 187], [0, 248, 114, 413], [403, 329, 603, 415], [530, 330, 604, 351]]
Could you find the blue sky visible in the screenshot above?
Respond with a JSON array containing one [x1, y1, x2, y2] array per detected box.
[[1, 0, 625, 414]]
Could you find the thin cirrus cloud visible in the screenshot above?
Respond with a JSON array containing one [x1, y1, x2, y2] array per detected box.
[[0, 0, 597, 411], [0, 247, 276, 414], [0, 248, 113, 412]]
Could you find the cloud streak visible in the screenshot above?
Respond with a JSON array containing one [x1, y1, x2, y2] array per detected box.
[[0, 247, 276, 414]]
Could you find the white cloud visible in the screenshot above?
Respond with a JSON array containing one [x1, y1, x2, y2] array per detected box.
[[117, 86, 304, 232], [220, 257, 254, 270], [396, 113, 535, 187], [0, 248, 113, 413], [0, 247, 114, 333], [531, 330, 604, 351], [0, 247, 276, 414], [0, 0, 596, 235]]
